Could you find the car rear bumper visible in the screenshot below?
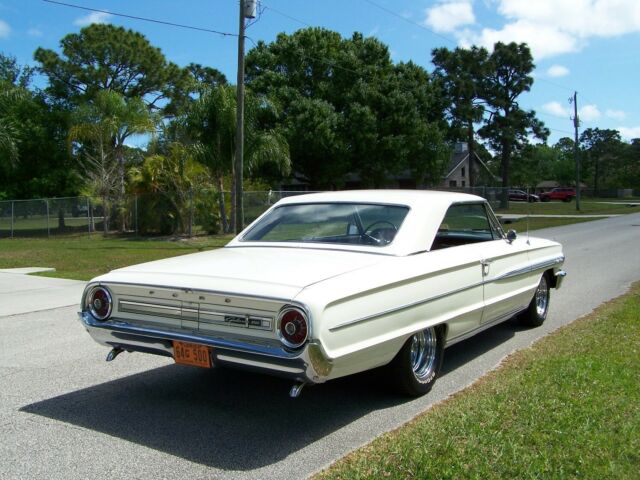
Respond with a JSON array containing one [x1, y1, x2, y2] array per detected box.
[[78, 311, 333, 384]]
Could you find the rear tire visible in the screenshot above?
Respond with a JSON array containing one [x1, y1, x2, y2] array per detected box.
[[389, 326, 444, 396], [519, 274, 550, 327]]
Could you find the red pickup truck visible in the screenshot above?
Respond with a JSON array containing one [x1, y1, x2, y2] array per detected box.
[[539, 188, 576, 202]]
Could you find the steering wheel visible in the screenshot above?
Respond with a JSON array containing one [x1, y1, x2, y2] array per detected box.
[[362, 220, 398, 245]]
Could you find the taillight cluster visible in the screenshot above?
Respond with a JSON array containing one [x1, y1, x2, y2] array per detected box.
[[86, 286, 112, 321], [278, 306, 308, 349]]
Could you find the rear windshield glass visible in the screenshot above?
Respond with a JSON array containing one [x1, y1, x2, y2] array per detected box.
[[241, 203, 410, 247]]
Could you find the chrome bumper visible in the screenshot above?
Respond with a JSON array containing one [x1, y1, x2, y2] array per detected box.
[[78, 312, 332, 384]]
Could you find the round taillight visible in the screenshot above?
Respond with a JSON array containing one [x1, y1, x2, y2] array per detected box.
[[278, 306, 308, 349], [87, 286, 112, 321]]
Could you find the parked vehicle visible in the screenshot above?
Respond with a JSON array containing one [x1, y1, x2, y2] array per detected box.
[[79, 190, 566, 397], [539, 188, 576, 202], [508, 189, 540, 202]]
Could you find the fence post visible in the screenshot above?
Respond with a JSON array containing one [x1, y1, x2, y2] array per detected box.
[[134, 194, 138, 236], [45, 199, 50, 238], [10, 201, 14, 238], [188, 189, 193, 238], [86, 197, 91, 235]]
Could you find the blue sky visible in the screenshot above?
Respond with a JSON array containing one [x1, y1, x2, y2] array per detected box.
[[1, 0, 639, 145]]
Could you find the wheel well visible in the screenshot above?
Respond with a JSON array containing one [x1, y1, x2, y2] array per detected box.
[[544, 269, 558, 288]]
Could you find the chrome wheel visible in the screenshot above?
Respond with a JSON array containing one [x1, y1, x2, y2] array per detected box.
[[410, 327, 438, 381], [535, 275, 549, 317], [520, 273, 552, 328]]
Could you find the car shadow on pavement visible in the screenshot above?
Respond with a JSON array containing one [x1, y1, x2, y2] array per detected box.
[[21, 320, 520, 471], [20, 363, 402, 470]]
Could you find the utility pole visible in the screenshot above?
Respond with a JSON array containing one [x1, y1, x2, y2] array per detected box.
[[571, 91, 581, 211], [234, 1, 246, 233], [234, 0, 256, 233]]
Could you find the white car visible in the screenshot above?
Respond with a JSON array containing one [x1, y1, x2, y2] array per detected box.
[[79, 190, 565, 397]]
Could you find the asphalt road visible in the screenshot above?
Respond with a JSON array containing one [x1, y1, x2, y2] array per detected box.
[[1, 213, 639, 480]]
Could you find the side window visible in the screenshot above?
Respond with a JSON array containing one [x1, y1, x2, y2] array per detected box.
[[431, 203, 498, 250]]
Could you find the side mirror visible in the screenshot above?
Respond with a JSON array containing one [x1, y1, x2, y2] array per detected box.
[[506, 229, 517, 243]]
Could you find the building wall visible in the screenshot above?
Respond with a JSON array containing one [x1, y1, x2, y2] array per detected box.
[[442, 157, 469, 188]]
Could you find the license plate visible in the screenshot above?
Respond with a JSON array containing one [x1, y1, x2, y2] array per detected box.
[[173, 341, 211, 368]]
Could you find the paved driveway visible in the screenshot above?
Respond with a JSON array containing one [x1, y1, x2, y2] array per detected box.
[[0, 269, 84, 316]]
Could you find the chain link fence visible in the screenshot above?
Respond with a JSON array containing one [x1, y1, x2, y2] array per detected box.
[[1, 187, 637, 239], [0, 191, 314, 239]]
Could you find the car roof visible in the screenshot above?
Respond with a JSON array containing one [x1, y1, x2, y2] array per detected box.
[[276, 189, 482, 209], [229, 190, 489, 256]]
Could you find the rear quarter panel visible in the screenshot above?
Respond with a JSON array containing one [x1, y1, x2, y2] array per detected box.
[[295, 248, 485, 379]]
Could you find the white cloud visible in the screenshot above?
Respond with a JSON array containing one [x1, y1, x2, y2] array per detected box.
[[497, 0, 640, 38], [0, 18, 10, 38], [460, 19, 582, 58], [73, 11, 112, 27], [542, 101, 570, 117], [605, 109, 626, 120], [579, 104, 601, 121], [27, 27, 43, 37], [425, 1, 475, 33], [547, 64, 570, 77], [440, 1, 640, 59], [618, 126, 640, 140]]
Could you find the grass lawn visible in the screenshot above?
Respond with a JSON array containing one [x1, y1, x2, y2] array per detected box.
[[0, 234, 233, 280], [317, 283, 640, 480]]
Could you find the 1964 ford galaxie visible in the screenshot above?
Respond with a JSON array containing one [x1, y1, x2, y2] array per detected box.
[[79, 190, 565, 397]]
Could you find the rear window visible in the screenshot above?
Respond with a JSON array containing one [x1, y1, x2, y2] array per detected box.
[[242, 203, 410, 247]]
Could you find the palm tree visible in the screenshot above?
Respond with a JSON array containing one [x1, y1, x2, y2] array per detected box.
[[0, 85, 24, 168], [183, 85, 290, 232], [69, 90, 157, 231]]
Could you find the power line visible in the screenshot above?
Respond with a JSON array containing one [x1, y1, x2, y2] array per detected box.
[[261, 3, 313, 28], [362, 0, 456, 45], [535, 77, 575, 93], [42, 0, 238, 37]]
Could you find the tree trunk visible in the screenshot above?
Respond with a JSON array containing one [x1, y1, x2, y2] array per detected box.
[[594, 156, 600, 197], [500, 139, 510, 209], [57, 208, 66, 232], [102, 195, 109, 235], [217, 176, 229, 234], [467, 122, 475, 190], [117, 149, 126, 232]]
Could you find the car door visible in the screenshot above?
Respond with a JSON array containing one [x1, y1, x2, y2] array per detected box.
[[479, 205, 534, 324], [429, 202, 492, 341]]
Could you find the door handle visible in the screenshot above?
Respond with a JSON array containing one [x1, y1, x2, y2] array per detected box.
[[481, 260, 493, 276]]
